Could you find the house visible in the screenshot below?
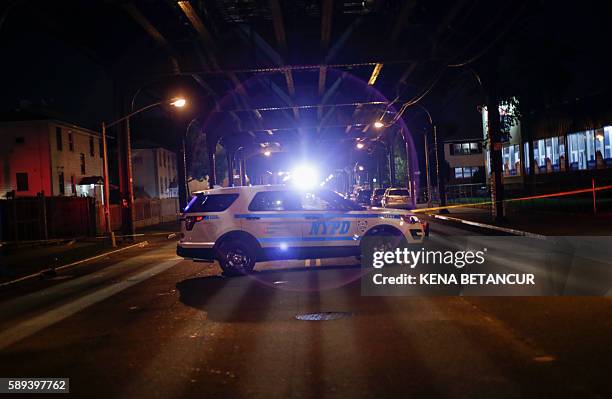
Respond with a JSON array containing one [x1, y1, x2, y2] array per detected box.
[[0, 113, 104, 199], [132, 141, 178, 199], [481, 93, 612, 194], [444, 138, 486, 185]]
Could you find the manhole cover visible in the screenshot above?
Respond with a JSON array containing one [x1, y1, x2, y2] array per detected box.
[[295, 312, 352, 321]]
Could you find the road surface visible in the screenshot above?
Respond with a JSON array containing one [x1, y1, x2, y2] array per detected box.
[[0, 220, 611, 398]]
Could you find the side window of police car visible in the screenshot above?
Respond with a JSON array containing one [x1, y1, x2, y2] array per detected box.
[[300, 190, 350, 211], [248, 191, 302, 211]]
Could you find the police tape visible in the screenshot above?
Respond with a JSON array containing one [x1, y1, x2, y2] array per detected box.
[[412, 183, 612, 214]]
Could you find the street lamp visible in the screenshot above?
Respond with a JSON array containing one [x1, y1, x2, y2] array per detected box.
[[373, 120, 385, 129], [356, 142, 365, 149], [263, 150, 272, 157], [101, 97, 187, 247], [171, 98, 186, 107]]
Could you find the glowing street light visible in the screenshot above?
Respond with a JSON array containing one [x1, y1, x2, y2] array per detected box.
[[373, 120, 385, 129], [358, 165, 365, 171], [263, 150, 272, 157], [356, 142, 365, 149], [171, 98, 187, 107], [102, 95, 187, 247]]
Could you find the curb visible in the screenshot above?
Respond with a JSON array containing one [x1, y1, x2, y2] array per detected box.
[[429, 214, 546, 240], [0, 241, 149, 288]]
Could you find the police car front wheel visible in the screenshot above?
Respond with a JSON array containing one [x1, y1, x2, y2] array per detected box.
[[216, 239, 256, 276]]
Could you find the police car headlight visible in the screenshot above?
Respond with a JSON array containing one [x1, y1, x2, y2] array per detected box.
[[401, 215, 420, 224]]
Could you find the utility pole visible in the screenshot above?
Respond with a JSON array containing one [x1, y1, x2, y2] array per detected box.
[[424, 130, 432, 208], [123, 117, 136, 239], [433, 124, 447, 212], [101, 122, 116, 247], [486, 56, 505, 222]]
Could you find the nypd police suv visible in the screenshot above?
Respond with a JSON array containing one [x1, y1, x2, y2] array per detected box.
[[177, 185, 429, 275]]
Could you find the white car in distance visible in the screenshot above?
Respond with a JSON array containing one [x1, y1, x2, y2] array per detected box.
[[381, 188, 413, 209]]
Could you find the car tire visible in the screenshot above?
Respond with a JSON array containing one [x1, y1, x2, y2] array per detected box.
[[361, 226, 407, 254], [216, 239, 256, 276]]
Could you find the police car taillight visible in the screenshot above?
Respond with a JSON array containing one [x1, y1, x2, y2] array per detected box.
[[185, 215, 204, 231]]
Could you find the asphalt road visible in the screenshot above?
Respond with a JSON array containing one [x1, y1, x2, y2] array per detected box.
[[1, 221, 612, 398]]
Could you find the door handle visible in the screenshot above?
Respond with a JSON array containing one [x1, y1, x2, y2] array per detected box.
[[246, 216, 260, 220]]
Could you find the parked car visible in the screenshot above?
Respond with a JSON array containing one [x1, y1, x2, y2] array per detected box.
[[355, 189, 372, 206], [370, 188, 386, 207], [381, 188, 412, 209]]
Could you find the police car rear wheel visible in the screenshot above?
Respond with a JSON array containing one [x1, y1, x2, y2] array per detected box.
[[217, 240, 255, 276]]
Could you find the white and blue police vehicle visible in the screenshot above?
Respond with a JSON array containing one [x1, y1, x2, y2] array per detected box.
[[177, 185, 429, 275]]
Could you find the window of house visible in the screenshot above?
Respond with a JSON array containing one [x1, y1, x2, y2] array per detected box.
[[89, 137, 95, 157], [58, 171, 65, 195], [454, 167, 481, 179], [532, 137, 565, 173], [567, 130, 597, 170], [68, 133, 74, 151], [71, 175, 76, 194], [80, 153, 86, 174], [99, 138, 104, 158], [524, 142, 530, 173], [159, 152, 162, 167], [16, 172, 28, 191], [451, 142, 481, 155], [502, 144, 520, 176], [604, 126, 612, 161], [56, 127, 63, 151], [163, 153, 167, 167]]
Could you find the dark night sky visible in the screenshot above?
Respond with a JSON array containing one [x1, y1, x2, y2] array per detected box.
[[1, 1, 611, 161]]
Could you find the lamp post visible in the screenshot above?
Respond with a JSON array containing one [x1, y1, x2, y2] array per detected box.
[[102, 97, 186, 246], [412, 104, 438, 208]]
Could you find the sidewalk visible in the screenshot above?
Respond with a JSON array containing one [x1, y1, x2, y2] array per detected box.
[[418, 204, 612, 236], [0, 221, 180, 284]]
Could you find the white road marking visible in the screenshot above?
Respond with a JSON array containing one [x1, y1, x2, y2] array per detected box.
[[0, 258, 182, 351], [0, 241, 147, 288]]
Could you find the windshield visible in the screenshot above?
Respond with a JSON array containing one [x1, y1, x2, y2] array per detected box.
[[374, 189, 386, 195], [320, 190, 365, 211], [388, 189, 410, 196]]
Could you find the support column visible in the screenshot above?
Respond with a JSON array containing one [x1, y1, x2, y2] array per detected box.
[[226, 150, 234, 187], [207, 144, 216, 189], [240, 156, 247, 186], [177, 134, 189, 209], [388, 135, 396, 187]]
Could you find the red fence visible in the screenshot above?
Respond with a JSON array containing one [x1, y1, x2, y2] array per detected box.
[[0, 197, 96, 241], [1, 197, 179, 242]]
